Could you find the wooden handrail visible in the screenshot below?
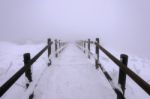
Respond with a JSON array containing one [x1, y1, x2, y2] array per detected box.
[[95, 42, 150, 95], [0, 42, 53, 97]]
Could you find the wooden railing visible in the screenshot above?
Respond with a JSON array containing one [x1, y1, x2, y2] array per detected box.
[[77, 38, 150, 99], [0, 38, 66, 99], [1, 38, 149, 99]]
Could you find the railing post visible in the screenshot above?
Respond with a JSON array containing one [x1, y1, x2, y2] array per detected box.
[[59, 40, 61, 49], [55, 39, 58, 57], [84, 41, 86, 53], [47, 38, 51, 66], [95, 38, 99, 69], [88, 39, 90, 59], [48, 38, 51, 57], [117, 54, 128, 99], [60, 42, 62, 48], [59, 40, 61, 53], [24, 53, 32, 88]]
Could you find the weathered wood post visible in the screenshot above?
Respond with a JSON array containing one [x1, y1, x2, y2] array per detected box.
[[95, 38, 99, 69], [48, 38, 51, 57], [59, 40, 60, 48], [24, 53, 32, 88], [60, 42, 62, 48], [117, 54, 128, 99], [84, 41, 86, 53], [58, 40, 60, 53], [47, 38, 51, 66], [88, 39, 91, 59], [59, 40, 61, 50], [55, 39, 58, 57], [60, 40, 62, 48]]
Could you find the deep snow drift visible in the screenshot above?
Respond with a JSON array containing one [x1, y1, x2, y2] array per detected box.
[[0, 42, 149, 99]]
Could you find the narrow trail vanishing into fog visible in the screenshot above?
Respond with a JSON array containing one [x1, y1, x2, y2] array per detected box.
[[34, 43, 116, 99]]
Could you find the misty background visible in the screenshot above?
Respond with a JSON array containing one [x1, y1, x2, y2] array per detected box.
[[0, 0, 150, 58]]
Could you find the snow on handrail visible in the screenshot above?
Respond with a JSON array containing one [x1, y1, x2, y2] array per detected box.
[[95, 42, 150, 95], [0, 42, 52, 97], [77, 42, 125, 99], [77, 38, 150, 99], [0, 39, 66, 98]]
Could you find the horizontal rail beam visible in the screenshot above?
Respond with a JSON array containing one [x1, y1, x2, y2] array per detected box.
[[97, 64, 125, 99], [0, 43, 52, 97], [95, 42, 150, 95], [77, 42, 125, 99]]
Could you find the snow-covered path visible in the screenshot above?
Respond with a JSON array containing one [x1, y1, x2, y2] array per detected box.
[[0, 42, 149, 99], [34, 43, 116, 99]]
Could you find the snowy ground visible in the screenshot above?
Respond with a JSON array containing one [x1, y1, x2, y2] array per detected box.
[[0, 42, 149, 99]]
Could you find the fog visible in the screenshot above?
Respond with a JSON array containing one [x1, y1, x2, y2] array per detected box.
[[0, 0, 150, 58]]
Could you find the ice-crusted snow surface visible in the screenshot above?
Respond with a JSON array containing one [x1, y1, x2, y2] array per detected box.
[[0, 42, 150, 99]]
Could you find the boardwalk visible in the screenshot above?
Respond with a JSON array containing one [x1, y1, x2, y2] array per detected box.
[[34, 43, 116, 99]]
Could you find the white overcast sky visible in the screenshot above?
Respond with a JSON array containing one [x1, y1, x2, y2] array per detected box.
[[0, 0, 150, 58]]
